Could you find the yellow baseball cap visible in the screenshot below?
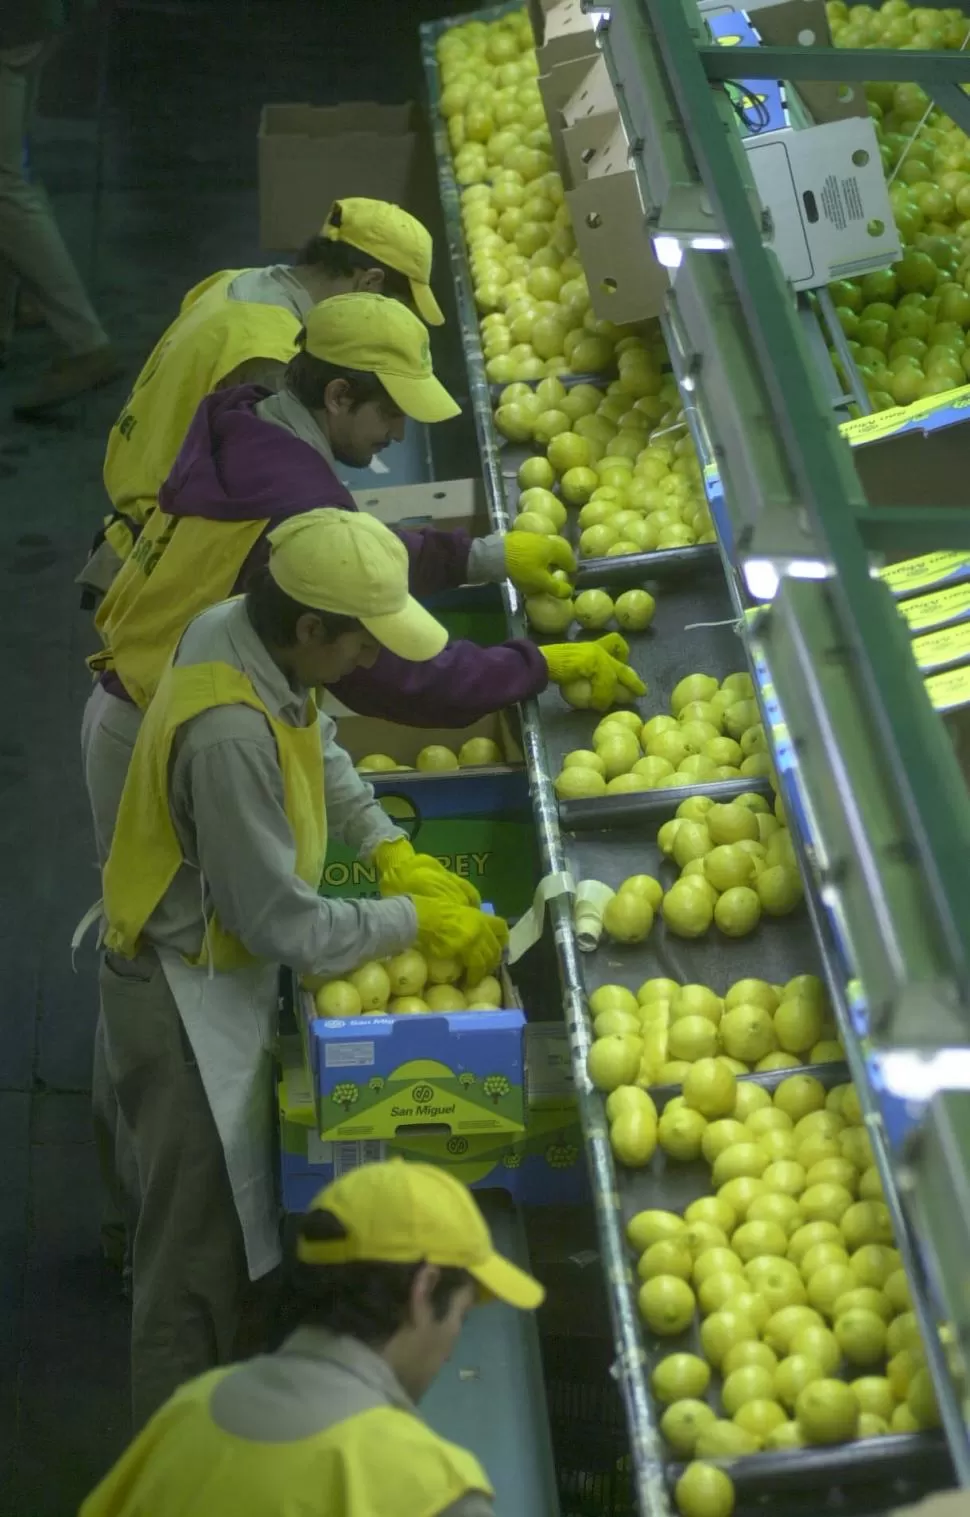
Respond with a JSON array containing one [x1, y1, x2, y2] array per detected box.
[[267, 509, 448, 662], [304, 293, 459, 425], [297, 1160, 545, 1311], [322, 197, 445, 327]]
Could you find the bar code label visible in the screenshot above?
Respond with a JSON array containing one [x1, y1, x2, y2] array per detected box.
[[305, 1135, 387, 1171], [323, 1041, 374, 1069]]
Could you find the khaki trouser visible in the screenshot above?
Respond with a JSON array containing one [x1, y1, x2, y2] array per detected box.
[[0, 40, 107, 353], [99, 948, 249, 1428]]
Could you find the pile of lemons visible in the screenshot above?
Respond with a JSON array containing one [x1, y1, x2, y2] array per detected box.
[[823, 2, 970, 414], [620, 1063, 940, 1457], [659, 793, 803, 939], [586, 974, 844, 1108], [528, 582, 656, 639], [310, 955, 503, 1017], [554, 673, 769, 798], [356, 737, 502, 775]]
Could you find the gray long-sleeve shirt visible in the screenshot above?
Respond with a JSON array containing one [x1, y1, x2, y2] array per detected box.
[[138, 597, 417, 976]]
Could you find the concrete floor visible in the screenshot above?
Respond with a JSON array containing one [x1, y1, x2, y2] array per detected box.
[[0, 2, 480, 1510]]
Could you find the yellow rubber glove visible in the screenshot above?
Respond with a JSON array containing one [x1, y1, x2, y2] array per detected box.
[[413, 897, 509, 982], [541, 633, 647, 710], [374, 838, 480, 907], [505, 533, 577, 599]]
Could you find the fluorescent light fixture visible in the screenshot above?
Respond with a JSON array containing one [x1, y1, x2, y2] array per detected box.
[[877, 1049, 970, 1101], [744, 559, 780, 601], [689, 235, 729, 251], [788, 559, 830, 579], [653, 235, 684, 269]]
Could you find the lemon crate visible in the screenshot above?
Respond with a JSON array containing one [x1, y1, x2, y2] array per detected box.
[[280, 1024, 588, 1208]]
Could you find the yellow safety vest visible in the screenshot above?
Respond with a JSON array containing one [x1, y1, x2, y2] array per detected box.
[[80, 1369, 493, 1517], [102, 660, 326, 972], [102, 269, 301, 561], [90, 509, 268, 710]]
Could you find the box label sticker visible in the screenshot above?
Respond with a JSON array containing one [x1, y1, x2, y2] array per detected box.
[[924, 664, 970, 713], [324, 1042, 375, 1070], [911, 621, 970, 673], [879, 553, 970, 598], [898, 582, 970, 635]]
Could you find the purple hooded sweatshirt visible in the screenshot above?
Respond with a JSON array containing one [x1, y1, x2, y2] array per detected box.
[[107, 386, 547, 726]]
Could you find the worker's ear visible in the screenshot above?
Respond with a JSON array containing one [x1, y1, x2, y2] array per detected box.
[[322, 377, 354, 415], [354, 266, 385, 295], [294, 611, 329, 647], [409, 1262, 441, 1327]]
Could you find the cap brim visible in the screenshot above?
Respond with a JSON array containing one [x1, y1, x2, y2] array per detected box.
[[469, 1251, 546, 1311], [411, 278, 446, 327], [381, 368, 461, 425], [361, 595, 449, 663]]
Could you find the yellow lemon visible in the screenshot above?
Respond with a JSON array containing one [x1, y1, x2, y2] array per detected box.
[[718, 1177, 768, 1221], [743, 1258, 806, 1313], [722, 1341, 778, 1376], [849, 1244, 900, 1291], [833, 1287, 893, 1324], [762, 1160, 807, 1198], [746, 1108, 793, 1138], [799, 1242, 850, 1280], [638, 1274, 696, 1335], [712, 1144, 769, 1188], [683, 1059, 737, 1119], [907, 1368, 941, 1430], [787, 1221, 843, 1267], [795, 1379, 860, 1444], [732, 1082, 772, 1120], [773, 1074, 826, 1123], [806, 1263, 857, 1318], [773, 998, 824, 1055], [698, 1273, 748, 1315], [888, 1349, 922, 1402], [747, 1193, 804, 1238], [658, 1105, 708, 1161], [859, 1166, 885, 1202], [700, 1309, 759, 1368], [721, 1365, 775, 1415], [725, 978, 779, 1013], [758, 1130, 797, 1163], [589, 984, 640, 1019], [701, 1119, 749, 1164], [731, 1220, 788, 1263], [834, 1308, 888, 1368], [639, 1240, 694, 1282], [774, 1353, 824, 1409], [685, 1196, 737, 1236], [851, 1377, 895, 1421], [763, 1420, 806, 1449], [674, 1462, 736, 1517], [719, 1005, 777, 1064], [886, 1312, 922, 1357], [790, 1323, 841, 1376], [840, 1200, 893, 1251], [857, 1412, 890, 1439], [805, 1158, 859, 1195], [800, 1183, 854, 1226], [626, 1208, 687, 1253], [733, 1399, 786, 1440], [763, 1305, 824, 1356], [695, 1421, 760, 1458], [892, 1403, 920, 1434], [693, 1247, 745, 1287], [651, 1352, 711, 1403], [661, 1399, 717, 1457], [683, 1221, 730, 1256]]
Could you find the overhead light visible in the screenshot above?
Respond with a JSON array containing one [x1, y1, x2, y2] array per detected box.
[[877, 1049, 970, 1100], [653, 235, 683, 269], [788, 559, 830, 579], [689, 235, 729, 251], [743, 559, 780, 601]]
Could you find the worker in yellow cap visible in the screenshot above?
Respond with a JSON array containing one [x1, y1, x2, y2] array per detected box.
[[80, 1160, 543, 1517], [89, 508, 508, 1429], [80, 197, 446, 596], [83, 291, 639, 862]]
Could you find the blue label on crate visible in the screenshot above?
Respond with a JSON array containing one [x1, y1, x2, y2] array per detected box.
[[706, 12, 787, 136]]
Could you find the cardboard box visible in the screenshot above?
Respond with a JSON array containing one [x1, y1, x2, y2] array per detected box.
[[278, 1033, 588, 1210], [300, 990, 526, 1141], [258, 102, 432, 251], [537, 52, 607, 184], [698, 0, 868, 126], [744, 118, 900, 292], [351, 478, 489, 536], [565, 119, 670, 325], [529, 0, 600, 70], [317, 704, 536, 916]]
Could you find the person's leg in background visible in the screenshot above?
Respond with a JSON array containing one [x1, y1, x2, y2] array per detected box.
[[98, 950, 250, 1430], [0, 39, 122, 412]]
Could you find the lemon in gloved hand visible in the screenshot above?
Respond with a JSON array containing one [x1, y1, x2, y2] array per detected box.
[[505, 532, 577, 599], [375, 838, 480, 907], [413, 896, 509, 984], [542, 633, 647, 711]]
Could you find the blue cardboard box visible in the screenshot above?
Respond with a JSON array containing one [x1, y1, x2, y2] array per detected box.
[[279, 1034, 588, 1211], [301, 991, 526, 1141]]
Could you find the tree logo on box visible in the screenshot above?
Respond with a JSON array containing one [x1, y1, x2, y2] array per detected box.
[[411, 1084, 434, 1105], [368, 1077, 385, 1094], [458, 1072, 476, 1089], [546, 1142, 579, 1169], [446, 1136, 469, 1156], [331, 1082, 359, 1111], [483, 1074, 510, 1105], [502, 1152, 522, 1169]]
